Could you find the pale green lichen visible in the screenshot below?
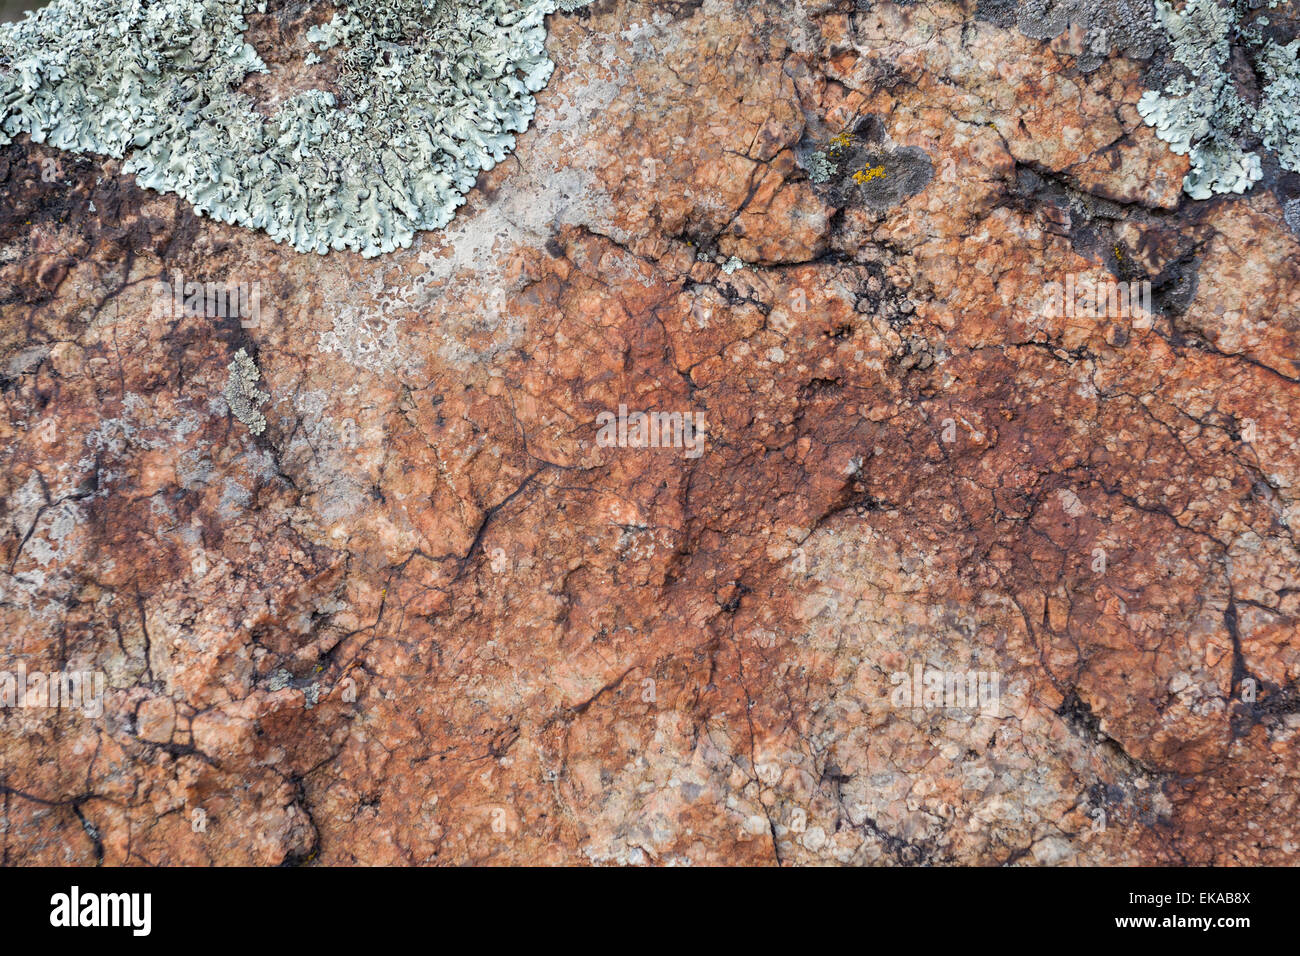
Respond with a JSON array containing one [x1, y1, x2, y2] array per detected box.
[[0, 0, 592, 256], [806, 149, 837, 184], [223, 348, 268, 435], [1137, 0, 1299, 200], [1253, 34, 1300, 175]]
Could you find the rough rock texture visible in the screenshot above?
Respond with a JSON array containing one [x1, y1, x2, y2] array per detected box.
[[1, 0, 1298, 865]]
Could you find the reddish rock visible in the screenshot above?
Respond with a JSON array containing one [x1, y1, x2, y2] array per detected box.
[[0, 0, 1297, 866]]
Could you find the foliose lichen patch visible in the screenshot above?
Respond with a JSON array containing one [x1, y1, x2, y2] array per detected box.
[[1137, 0, 1300, 199], [223, 347, 268, 434], [0, 0, 591, 257]]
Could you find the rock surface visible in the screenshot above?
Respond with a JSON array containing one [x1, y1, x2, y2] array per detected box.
[[1, 0, 1298, 865]]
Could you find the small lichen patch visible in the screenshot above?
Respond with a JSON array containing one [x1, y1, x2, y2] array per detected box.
[[828, 131, 853, 155], [853, 164, 887, 185], [842, 148, 932, 211], [223, 348, 268, 435], [0, 0, 593, 256], [806, 150, 838, 184], [804, 117, 933, 211]]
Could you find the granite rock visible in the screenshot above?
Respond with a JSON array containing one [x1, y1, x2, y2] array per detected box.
[[0, 0, 1297, 865]]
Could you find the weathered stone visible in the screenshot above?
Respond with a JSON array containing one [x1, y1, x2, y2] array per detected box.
[[0, 0, 1297, 866]]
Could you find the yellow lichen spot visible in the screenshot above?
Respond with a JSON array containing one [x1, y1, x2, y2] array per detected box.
[[828, 131, 853, 155], [852, 164, 887, 185]]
